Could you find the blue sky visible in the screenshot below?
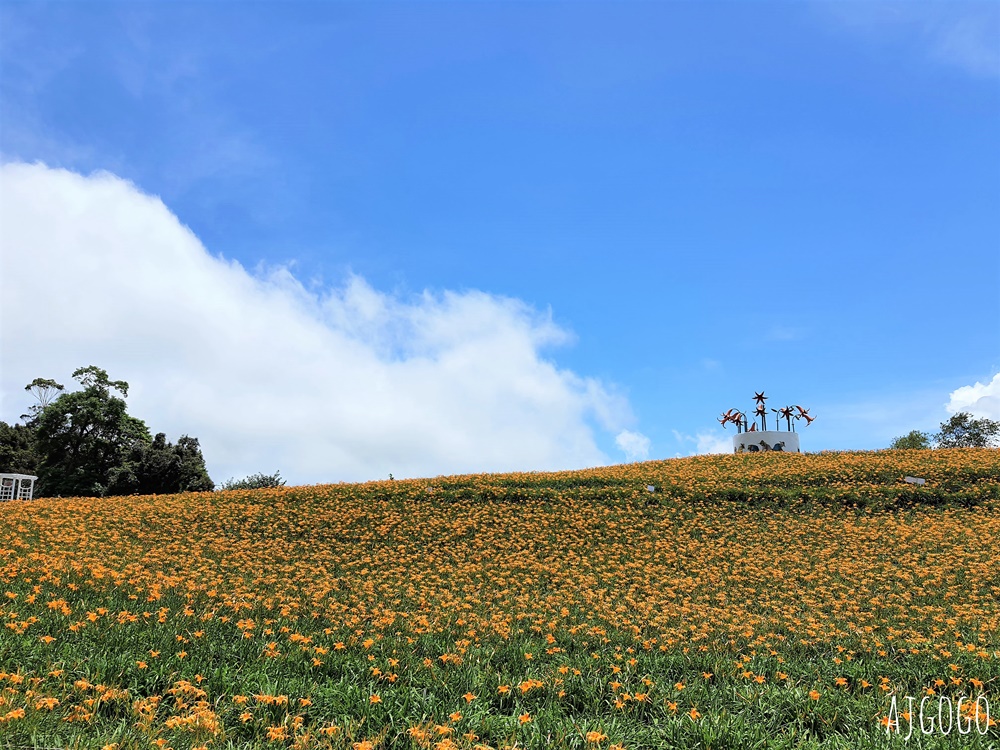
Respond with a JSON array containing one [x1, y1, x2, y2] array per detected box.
[[1, 1, 998, 484]]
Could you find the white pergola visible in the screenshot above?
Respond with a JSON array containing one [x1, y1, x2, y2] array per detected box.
[[0, 474, 38, 501]]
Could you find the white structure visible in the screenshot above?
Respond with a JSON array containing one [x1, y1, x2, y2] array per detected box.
[[0, 474, 38, 501], [734, 431, 800, 454]]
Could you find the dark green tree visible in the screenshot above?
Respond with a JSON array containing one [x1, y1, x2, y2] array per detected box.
[[34, 366, 152, 497], [113, 432, 214, 495], [0, 421, 40, 475], [935, 412, 1000, 449], [889, 430, 931, 450]]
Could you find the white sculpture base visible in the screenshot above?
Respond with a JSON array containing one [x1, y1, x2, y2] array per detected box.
[[733, 431, 800, 454]]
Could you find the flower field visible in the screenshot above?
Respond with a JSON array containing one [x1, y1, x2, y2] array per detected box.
[[0, 449, 998, 749]]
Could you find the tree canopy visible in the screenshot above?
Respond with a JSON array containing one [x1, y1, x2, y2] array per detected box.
[[125, 432, 215, 495], [2, 366, 213, 497], [935, 412, 1000, 449], [0, 421, 39, 475], [33, 366, 153, 497], [890, 412, 999, 450], [889, 430, 931, 450]]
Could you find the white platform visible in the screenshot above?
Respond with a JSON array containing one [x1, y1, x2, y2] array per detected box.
[[733, 431, 799, 453]]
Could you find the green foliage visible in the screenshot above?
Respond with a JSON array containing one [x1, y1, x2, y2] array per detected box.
[[219, 470, 286, 491], [0, 420, 40, 475], [21, 366, 214, 497], [111, 432, 215, 495], [20, 377, 64, 422], [889, 430, 931, 450], [33, 366, 152, 497], [935, 411, 1000, 449], [144, 433, 214, 493]]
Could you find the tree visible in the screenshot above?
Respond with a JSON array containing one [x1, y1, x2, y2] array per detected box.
[[935, 412, 1000, 449], [15, 365, 214, 497], [889, 430, 931, 450], [34, 366, 152, 497], [111, 432, 214, 495], [21, 378, 64, 423], [0, 421, 40, 475]]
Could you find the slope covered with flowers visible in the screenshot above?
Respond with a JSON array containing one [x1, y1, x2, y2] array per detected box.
[[0, 449, 998, 748]]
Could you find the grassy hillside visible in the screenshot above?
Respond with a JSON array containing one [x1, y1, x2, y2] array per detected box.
[[0, 449, 998, 748]]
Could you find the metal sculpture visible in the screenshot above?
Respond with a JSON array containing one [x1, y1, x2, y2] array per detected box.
[[778, 405, 797, 431], [752, 391, 768, 431], [754, 402, 768, 431], [719, 409, 748, 433], [796, 406, 815, 426], [721, 393, 814, 433]]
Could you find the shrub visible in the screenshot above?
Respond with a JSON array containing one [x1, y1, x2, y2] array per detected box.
[[889, 430, 931, 450], [219, 470, 285, 491]]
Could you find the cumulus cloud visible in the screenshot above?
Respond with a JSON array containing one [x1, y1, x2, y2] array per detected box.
[[0, 162, 638, 485], [947, 373, 1000, 420], [695, 432, 732, 455], [614, 429, 650, 461], [672, 429, 731, 456]]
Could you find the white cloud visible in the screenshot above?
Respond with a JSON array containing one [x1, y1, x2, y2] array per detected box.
[[933, 13, 1000, 78], [947, 373, 1000, 421], [819, 2, 1000, 78], [672, 429, 732, 456], [614, 429, 650, 461], [0, 162, 637, 485], [695, 432, 732, 455]]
